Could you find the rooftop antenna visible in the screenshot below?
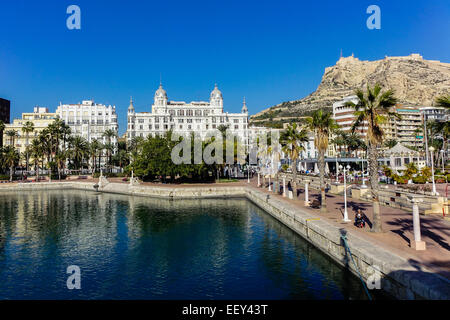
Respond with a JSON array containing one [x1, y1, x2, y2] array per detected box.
[[340, 49, 343, 59], [159, 73, 162, 86]]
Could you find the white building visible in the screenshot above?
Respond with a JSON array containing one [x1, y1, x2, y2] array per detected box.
[[332, 95, 367, 137], [127, 84, 249, 143], [55, 100, 119, 153], [420, 106, 448, 122]]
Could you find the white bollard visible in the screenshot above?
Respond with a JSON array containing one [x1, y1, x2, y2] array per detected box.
[[411, 198, 426, 250]]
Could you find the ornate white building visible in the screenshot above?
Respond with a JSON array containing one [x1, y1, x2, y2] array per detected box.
[[55, 100, 118, 154], [127, 84, 249, 142]]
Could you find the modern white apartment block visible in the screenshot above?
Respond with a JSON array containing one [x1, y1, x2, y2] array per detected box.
[[332, 95, 368, 137], [420, 106, 448, 122], [55, 100, 118, 153], [127, 84, 249, 143]]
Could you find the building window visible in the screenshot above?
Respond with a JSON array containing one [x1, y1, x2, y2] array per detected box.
[[148, 125, 152, 130]]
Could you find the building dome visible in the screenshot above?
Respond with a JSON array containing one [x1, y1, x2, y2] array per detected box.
[[155, 83, 167, 99], [210, 84, 222, 100]]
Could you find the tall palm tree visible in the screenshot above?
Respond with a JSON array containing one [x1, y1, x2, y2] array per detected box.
[[102, 129, 117, 173], [436, 95, 450, 109], [280, 123, 309, 193], [55, 150, 68, 180], [69, 136, 89, 171], [345, 84, 399, 233], [6, 129, 18, 148], [30, 138, 43, 181], [21, 121, 34, 171], [0, 120, 5, 147], [89, 139, 101, 174], [4, 146, 19, 181], [306, 109, 339, 213], [38, 128, 54, 180]]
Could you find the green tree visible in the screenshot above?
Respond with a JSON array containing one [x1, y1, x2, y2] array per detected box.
[[345, 84, 399, 232], [30, 138, 43, 181], [306, 109, 339, 213], [280, 123, 309, 192], [102, 129, 117, 173], [4, 146, 19, 181], [6, 129, 19, 148], [21, 121, 35, 171]]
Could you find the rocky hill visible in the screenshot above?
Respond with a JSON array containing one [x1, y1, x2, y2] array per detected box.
[[251, 54, 450, 124]]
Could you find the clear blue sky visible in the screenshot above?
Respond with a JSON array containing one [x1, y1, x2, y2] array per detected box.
[[1, 0, 449, 135]]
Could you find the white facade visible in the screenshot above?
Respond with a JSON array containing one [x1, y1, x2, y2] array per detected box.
[[56, 100, 118, 153], [420, 106, 448, 122], [332, 95, 368, 137], [127, 84, 249, 143]]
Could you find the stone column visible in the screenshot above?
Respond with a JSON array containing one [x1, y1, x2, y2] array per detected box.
[[282, 177, 286, 197], [257, 172, 260, 187], [268, 175, 272, 191], [411, 198, 426, 250], [304, 180, 310, 206]]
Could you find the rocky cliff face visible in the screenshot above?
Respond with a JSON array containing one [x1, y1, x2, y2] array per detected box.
[[252, 54, 450, 121]]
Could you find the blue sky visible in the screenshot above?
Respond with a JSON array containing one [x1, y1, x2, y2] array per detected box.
[[1, 0, 449, 135]]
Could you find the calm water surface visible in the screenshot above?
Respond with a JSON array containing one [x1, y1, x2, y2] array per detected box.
[[0, 190, 378, 299]]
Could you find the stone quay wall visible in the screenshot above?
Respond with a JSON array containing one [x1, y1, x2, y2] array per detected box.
[[0, 181, 448, 300]]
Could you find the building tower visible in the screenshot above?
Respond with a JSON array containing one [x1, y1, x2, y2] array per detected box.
[[154, 82, 168, 109], [210, 84, 223, 112]]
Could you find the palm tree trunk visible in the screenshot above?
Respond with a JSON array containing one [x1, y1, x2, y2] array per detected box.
[[291, 158, 297, 193], [318, 150, 327, 213], [368, 143, 382, 232], [9, 164, 13, 182]]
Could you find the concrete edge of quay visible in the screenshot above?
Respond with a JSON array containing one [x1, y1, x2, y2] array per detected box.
[[1, 181, 449, 300]]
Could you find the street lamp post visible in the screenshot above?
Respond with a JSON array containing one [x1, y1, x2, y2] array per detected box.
[[247, 164, 250, 184], [335, 154, 339, 184], [429, 146, 437, 195], [441, 150, 445, 173], [361, 155, 367, 188], [340, 164, 351, 222]]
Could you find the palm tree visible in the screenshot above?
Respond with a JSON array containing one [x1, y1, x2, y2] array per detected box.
[[55, 150, 68, 180], [306, 109, 339, 213], [102, 129, 117, 173], [6, 129, 18, 148], [89, 139, 101, 174], [30, 138, 43, 181], [0, 120, 5, 147], [69, 136, 89, 171], [4, 146, 19, 181], [38, 128, 54, 180], [21, 121, 35, 172], [280, 123, 309, 193], [384, 139, 398, 149], [436, 95, 450, 109], [345, 84, 398, 233]]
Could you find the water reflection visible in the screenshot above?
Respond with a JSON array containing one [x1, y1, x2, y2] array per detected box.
[[0, 190, 375, 299]]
